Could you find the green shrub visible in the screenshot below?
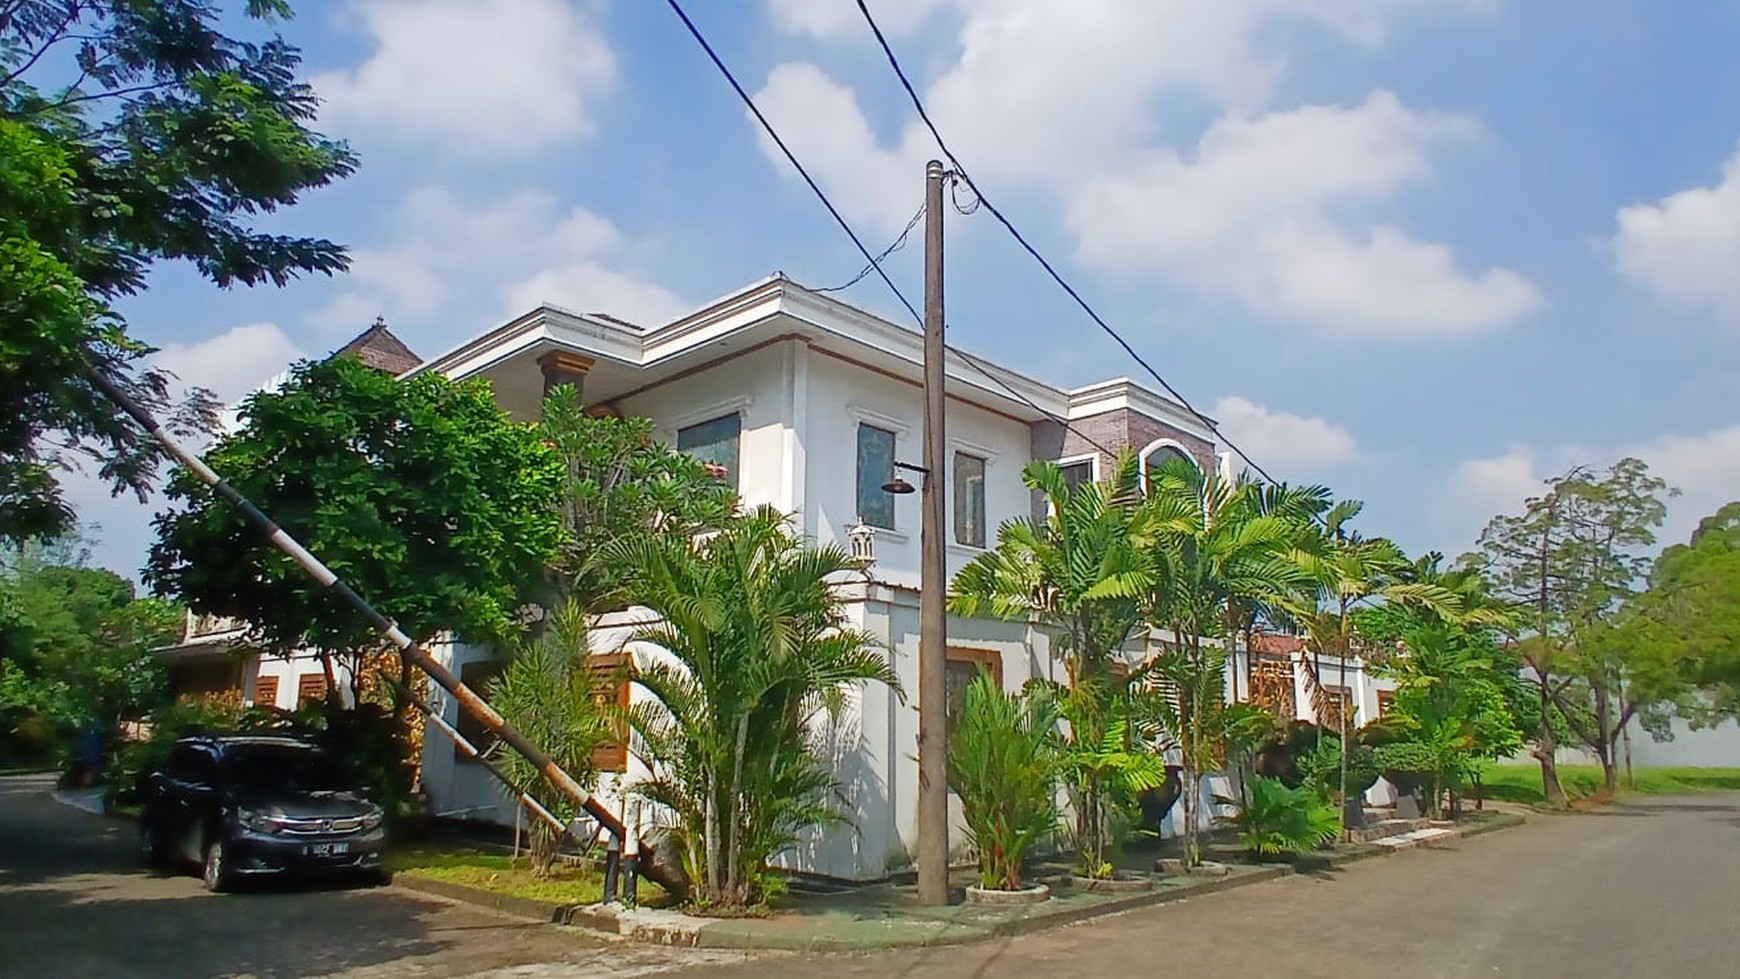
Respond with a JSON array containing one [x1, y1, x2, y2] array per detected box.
[[1219, 777, 1340, 858], [948, 673, 1061, 890], [1296, 735, 1380, 801]]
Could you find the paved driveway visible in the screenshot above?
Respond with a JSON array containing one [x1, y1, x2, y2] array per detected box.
[[0, 774, 755, 978]]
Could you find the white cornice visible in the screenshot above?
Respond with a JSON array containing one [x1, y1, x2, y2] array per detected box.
[[404, 276, 1192, 428], [1066, 377, 1216, 441]]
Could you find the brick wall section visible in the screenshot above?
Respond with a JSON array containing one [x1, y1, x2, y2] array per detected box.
[[1027, 410, 1216, 519]]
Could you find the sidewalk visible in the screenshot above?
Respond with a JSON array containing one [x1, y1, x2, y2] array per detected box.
[[392, 810, 1525, 951]]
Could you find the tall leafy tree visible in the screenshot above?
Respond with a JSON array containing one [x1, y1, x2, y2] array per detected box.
[[537, 386, 735, 613], [614, 506, 898, 909], [1472, 459, 1674, 799], [1603, 501, 1740, 732], [1, 1, 355, 544], [0, 552, 181, 756], [147, 356, 564, 667]]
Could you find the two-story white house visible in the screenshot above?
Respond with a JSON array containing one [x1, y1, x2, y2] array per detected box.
[[403, 274, 1398, 879]]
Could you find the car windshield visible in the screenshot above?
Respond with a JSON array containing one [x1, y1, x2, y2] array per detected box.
[[222, 745, 356, 794]]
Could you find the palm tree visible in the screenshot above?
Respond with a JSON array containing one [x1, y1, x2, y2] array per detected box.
[[950, 454, 1153, 874], [1220, 479, 1333, 703], [1132, 456, 1305, 866], [486, 600, 620, 876], [611, 506, 899, 909], [1284, 505, 1480, 834]]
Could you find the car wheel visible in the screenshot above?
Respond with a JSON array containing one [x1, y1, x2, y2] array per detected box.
[[361, 867, 392, 888], [138, 820, 167, 868], [202, 837, 232, 893]]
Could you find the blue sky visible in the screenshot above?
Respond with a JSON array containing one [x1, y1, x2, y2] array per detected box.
[[79, 0, 1740, 579]]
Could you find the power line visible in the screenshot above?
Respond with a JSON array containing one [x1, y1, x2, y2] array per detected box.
[[815, 200, 925, 294], [661, 0, 1118, 461], [851, 0, 1285, 489]]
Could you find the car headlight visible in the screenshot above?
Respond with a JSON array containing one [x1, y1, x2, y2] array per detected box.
[[237, 808, 279, 834], [362, 809, 384, 831]]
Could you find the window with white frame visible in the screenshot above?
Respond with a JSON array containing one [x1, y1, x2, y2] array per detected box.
[[1058, 458, 1096, 494], [1140, 441, 1196, 492], [953, 452, 986, 547], [856, 423, 897, 530]]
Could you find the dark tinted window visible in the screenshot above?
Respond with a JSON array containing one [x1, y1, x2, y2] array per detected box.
[[167, 745, 216, 785], [222, 745, 354, 794], [856, 424, 896, 529], [677, 414, 741, 487], [1059, 461, 1093, 494]]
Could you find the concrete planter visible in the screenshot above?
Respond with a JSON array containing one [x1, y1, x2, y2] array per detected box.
[[965, 883, 1052, 905], [1064, 873, 1154, 893]]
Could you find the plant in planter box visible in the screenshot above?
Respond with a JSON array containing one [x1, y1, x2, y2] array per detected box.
[[1219, 776, 1340, 859], [948, 673, 1061, 891]]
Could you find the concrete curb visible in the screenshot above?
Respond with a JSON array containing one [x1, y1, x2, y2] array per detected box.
[[401, 813, 1528, 951], [389, 873, 579, 924]]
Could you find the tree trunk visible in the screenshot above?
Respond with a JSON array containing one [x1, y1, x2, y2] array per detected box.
[[1622, 720, 1634, 790], [529, 819, 560, 877], [1535, 676, 1566, 807], [724, 712, 750, 902], [703, 771, 722, 905], [1593, 684, 1618, 794], [1337, 634, 1351, 839]]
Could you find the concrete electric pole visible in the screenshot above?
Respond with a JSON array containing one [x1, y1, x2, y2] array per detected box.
[[916, 159, 950, 906]]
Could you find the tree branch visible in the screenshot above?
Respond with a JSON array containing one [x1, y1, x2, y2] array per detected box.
[[0, 6, 80, 89]]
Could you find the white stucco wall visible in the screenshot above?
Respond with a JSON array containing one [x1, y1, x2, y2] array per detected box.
[[802, 350, 1035, 587], [246, 650, 352, 710], [615, 343, 794, 515]]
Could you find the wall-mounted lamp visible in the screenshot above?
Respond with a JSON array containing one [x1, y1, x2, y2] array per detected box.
[[882, 460, 928, 495]]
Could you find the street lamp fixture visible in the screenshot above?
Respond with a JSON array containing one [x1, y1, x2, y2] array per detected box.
[[882, 461, 928, 495]]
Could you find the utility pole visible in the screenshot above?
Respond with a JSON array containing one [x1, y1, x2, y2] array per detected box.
[[916, 159, 950, 906]]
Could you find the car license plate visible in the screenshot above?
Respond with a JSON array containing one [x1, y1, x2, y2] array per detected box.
[[306, 842, 350, 857]]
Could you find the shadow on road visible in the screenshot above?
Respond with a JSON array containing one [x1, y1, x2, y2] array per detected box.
[[0, 775, 536, 979]]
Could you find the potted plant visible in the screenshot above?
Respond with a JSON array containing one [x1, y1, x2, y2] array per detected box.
[[949, 673, 1059, 904], [1219, 777, 1340, 862]]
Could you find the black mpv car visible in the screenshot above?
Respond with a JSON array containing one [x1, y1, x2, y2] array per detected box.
[[139, 733, 387, 891]]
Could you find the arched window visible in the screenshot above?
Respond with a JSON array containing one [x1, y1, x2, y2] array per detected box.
[[1138, 439, 1197, 493]]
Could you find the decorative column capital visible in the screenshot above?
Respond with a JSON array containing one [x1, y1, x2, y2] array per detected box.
[[538, 350, 597, 399]]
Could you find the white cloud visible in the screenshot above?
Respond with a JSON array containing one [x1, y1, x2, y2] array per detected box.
[[765, 0, 949, 37], [1069, 94, 1540, 334], [1211, 395, 1359, 473], [751, 62, 927, 236], [314, 0, 616, 152], [151, 323, 305, 404], [316, 186, 688, 337], [1610, 139, 1740, 326], [753, 2, 1532, 335], [1445, 425, 1740, 554], [1448, 447, 1545, 536]]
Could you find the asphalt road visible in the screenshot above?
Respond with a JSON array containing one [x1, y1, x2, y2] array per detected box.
[[0, 774, 752, 978], [4, 774, 1739, 978]]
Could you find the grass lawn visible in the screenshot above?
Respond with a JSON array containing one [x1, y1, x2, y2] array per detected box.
[[1478, 764, 1740, 806], [388, 847, 668, 907]]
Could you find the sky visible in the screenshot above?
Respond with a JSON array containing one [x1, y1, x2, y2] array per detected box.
[[67, 0, 1740, 581]]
